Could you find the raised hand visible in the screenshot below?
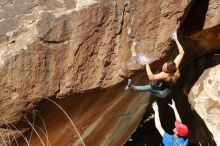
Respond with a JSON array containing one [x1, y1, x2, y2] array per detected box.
[[171, 31, 178, 41], [168, 99, 176, 110], [168, 99, 182, 121], [152, 102, 159, 112]]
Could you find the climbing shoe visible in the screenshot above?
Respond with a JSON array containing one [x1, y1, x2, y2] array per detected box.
[[125, 78, 132, 90]]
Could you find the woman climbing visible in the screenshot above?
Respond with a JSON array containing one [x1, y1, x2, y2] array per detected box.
[[125, 31, 185, 98]]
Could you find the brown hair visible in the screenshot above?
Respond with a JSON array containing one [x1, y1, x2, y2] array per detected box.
[[166, 61, 180, 83], [166, 61, 176, 74]]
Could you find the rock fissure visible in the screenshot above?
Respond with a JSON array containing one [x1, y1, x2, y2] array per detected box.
[[124, 50, 220, 146], [124, 0, 220, 145], [40, 39, 67, 44]]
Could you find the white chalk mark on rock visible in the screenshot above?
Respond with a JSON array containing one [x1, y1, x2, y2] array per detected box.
[[137, 53, 155, 65]]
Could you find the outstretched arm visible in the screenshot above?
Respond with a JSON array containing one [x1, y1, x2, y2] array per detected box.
[[172, 32, 185, 68], [146, 64, 167, 81], [168, 99, 182, 122], [152, 102, 165, 136]]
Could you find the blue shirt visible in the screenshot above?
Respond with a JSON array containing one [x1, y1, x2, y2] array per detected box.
[[162, 133, 188, 146]]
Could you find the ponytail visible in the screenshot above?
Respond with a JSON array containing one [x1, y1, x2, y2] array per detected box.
[[170, 69, 180, 83]]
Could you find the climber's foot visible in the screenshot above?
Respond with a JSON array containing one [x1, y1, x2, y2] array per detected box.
[[125, 78, 132, 90]]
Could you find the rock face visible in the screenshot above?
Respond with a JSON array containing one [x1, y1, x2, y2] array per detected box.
[[204, 0, 220, 29], [189, 63, 220, 146], [0, 0, 192, 145], [0, 0, 219, 146], [187, 0, 220, 55], [188, 23, 220, 56]]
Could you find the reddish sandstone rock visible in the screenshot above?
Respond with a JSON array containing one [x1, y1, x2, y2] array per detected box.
[[0, 0, 204, 145], [188, 24, 220, 55]]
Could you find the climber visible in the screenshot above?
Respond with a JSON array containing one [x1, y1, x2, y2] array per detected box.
[[125, 31, 185, 98], [152, 100, 188, 146]]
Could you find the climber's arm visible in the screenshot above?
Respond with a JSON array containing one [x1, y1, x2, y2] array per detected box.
[[146, 64, 168, 81], [168, 99, 182, 122], [172, 32, 185, 68], [152, 102, 165, 136]]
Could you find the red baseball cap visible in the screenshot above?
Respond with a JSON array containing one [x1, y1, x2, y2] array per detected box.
[[175, 120, 188, 137]]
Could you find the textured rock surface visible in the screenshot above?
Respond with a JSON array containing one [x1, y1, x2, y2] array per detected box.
[[0, 0, 191, 145], [189, 63, 220, 146], [1, 0, 219, 146], [204, 0, 220, 29], [188, 24, 220, 55], [186, 0, 220, 55]]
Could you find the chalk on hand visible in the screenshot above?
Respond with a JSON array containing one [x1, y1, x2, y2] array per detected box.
[[171, 31, 177, 40]]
